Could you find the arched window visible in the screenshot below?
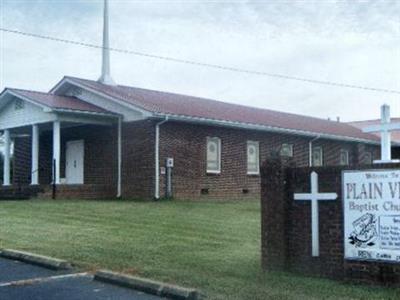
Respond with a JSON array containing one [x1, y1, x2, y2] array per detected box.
[[206, 137, 221, 174], [247, 141, 260, 175]]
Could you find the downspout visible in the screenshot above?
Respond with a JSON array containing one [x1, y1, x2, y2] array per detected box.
[[309, 135, 321, 167], [117, 116, 122, 198], [155, 116, 169, 200]]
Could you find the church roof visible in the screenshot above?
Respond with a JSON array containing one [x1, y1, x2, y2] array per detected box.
[[6, 88, 114, 115], [61, 76, 380, 143]]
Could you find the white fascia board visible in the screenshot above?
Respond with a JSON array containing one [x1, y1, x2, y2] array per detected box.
[[53, 108, 119, 118], [0, 90, 12, 110], [0, 117, 57, 131], [56, 114, 114, 126], [49, 77, 67, 94], [51, 78, 153, 117], [153, 113, 381, 146]]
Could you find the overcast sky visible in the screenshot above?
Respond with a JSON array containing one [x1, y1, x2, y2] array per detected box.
[[0, 0, 399, 121]]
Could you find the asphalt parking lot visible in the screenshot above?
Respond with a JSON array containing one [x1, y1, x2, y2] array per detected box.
[[0, 257, 163, 300]]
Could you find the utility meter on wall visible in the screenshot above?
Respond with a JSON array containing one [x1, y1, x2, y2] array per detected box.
[[165, 158, 174, 198], [166, 158, 174, 168]]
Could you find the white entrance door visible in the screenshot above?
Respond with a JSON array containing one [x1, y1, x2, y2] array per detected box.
[[66, 140, 84, 184]]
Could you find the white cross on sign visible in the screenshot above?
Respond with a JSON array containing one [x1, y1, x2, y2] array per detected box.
[[363, 104, 400, 163], [294, 171, 337, 257]]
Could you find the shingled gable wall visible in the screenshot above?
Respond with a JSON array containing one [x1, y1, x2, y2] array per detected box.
[[261, 159, 400, 286], [12, 120, 379, 200]]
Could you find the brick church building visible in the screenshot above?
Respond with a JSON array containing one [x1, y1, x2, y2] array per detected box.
[[0, 1, 382, 200], [0, 75, 382, 200]]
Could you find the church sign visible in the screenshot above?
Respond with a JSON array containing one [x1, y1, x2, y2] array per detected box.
[[343, 170, 400, 262]]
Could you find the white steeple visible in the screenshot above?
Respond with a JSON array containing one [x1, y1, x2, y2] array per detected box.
[[98, 0, 116, 85]]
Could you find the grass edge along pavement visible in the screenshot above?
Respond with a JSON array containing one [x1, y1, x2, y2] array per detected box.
[[95, 270, 201, 300], [0, 249, 72, 270], [0, 249, 201, 300], [0, 199, 399, 300]]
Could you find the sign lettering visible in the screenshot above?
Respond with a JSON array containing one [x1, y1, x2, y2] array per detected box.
[[343, 170, 400, 262]]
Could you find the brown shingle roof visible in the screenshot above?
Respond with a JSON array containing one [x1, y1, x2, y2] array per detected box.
[[65, 76, 379, 143], [8, 88, 112, 114]]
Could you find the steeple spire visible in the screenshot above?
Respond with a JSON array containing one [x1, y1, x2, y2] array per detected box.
[[98, 0, 116, 85]]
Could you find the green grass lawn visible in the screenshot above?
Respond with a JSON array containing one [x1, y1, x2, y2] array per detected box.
[[0, 199, 398, 300]]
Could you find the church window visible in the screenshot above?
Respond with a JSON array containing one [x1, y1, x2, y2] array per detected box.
[[280, 143, 293, 157], [247, 141, 260, 175], [207, 137, 221, 173], [312, 146, 323, 166], [340, 149, 349, 166]]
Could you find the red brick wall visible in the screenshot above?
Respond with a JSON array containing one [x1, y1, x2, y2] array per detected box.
[[261, 159, 400, 285], [0, 155, 2, 183], [13, 137, 31, 185], [12, 120, 380, 201], [13, 124, 119, 199], [12, 121, 156, 200], [39, 124, 118, 187], [121, 120, 155, 199], [39, 184, 115, 200], [159, 121, 380, 200]]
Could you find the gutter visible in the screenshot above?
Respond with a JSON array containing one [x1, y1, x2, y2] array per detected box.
[[117, 116, 122, 198], [154, 116, 169, 200]]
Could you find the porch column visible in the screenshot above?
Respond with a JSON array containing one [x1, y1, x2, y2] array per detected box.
[[3, 129, 11, 186], [52, 121, 61, 184], [31, 124, 39, 185]]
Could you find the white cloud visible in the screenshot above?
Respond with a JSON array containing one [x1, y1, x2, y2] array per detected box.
[[0, 0, 399, 121]]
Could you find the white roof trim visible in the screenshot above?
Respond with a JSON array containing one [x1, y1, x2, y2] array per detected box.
[[53, 108, 119, 118], [51, 77, 153, 117], [154, 113, 383, 145], [50, 77, 69, 93]]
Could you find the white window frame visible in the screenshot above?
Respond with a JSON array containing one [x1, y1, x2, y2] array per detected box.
[[247, 141, 260, 175], [206, 137, 221, 174], [339, 149, 349, 166], [280, 143, 294, 157], [312, 146, 323, 167]]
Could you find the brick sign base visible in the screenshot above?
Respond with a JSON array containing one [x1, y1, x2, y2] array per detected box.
[[261, 158, 400, 286]]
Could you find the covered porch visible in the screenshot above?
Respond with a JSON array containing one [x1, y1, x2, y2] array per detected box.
[[0, 89, 121, 199]]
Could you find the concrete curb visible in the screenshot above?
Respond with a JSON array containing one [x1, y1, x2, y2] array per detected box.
[[94, 270, 200, 300], [0, 249, 72, 270]]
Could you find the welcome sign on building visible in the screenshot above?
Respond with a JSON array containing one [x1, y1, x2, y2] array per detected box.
[[343, 170, 400, 262]]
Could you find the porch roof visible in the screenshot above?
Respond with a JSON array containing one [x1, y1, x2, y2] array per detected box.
[[0, 88, 119, 131], [2, 88, 116, 116]]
